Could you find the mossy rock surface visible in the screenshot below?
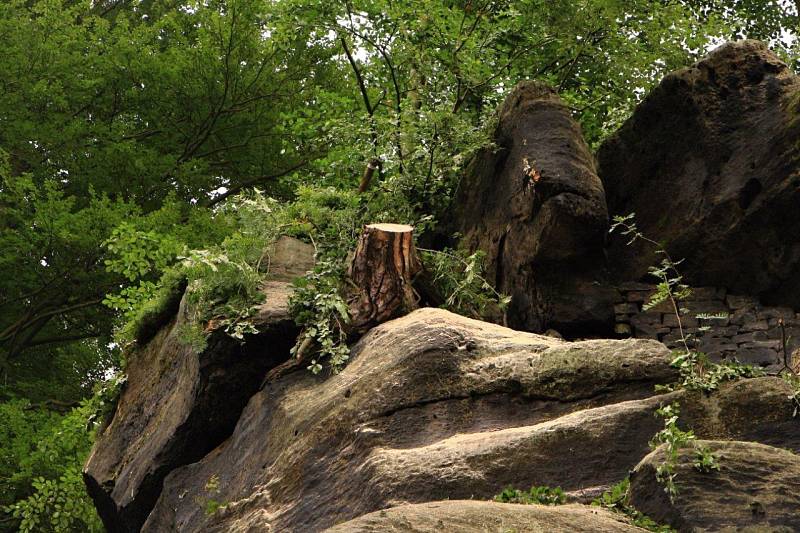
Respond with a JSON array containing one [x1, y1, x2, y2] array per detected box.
[[82, 238, 313, 533], [144, 308, 680, 531], [599, 40, 800, 309], [630, 440, 800, 532]]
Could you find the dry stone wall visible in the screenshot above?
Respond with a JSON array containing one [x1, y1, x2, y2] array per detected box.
[[614, 282, 799, 369]]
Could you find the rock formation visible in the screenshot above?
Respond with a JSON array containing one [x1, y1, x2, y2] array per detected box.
[[630, 440, 800, 531], [134, 309, 796, 532], [82, 237, 313, 532], [453, 80, 615, 337], [599, 40, 800, 309], [84, 42, 800, 533], [142, 308, 679, 531]]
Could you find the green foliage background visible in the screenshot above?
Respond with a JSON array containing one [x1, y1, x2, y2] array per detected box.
[[0, 0, 797, 530]]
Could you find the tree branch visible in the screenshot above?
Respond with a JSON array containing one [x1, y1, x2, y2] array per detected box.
[[0, 299, 103, 342], [24, 399, 81, 413], [341, 37, 373, 116], [23, 331, 101, 350], [204, 159, 309, 207]]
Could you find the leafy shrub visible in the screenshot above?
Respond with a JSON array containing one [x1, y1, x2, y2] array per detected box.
[[175, 322, 210, 353], [693, 446, 720, 473], [1, 397, 105, 532], [612, 213, 764, 393], [494, 485, 566, 505], [109, 187, 363, 355], [119, 269, 187, 347], [86, 372, 127, 430], [198, 474, 226, 517], [783, 372, 800, 417], [592, 478, 676, 532], [289, 247, 513, 374], [419, 248, 510, 320], [7, 466, 102, 533], [179, 247, 264, 341], [290, 260, 352, 375], [0, 401, 60, 510], [610, 213, 695, 351], [646, 402, 721, 503], [648, 403, 713, 501], [663, 351, 764, 394], [109, 185, 511, 375], [102, 222, 182, 319], [281, 186, 362, 256]]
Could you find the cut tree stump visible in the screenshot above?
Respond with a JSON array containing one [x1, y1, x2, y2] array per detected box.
[[348, 223, 422, 333]]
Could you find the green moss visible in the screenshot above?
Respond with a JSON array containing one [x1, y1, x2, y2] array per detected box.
[[122, 270, 187, 348]]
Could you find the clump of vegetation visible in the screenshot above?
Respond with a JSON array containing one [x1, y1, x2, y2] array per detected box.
[[661, 351, 764, 394], [610, 214, 695, 350], [85, 372, 127, 430], [419, 248, 511, 321], [1, 396, 108, 532], [102, 223, 183, 323], [693, 446, 720, 474], [772, 319, 800, 418], [107, 185, 511, 376], [119, 270, 188, 349], [648, 403, 721, 502], [106, 187, 362, 357], [592, 478, 676, 532], [649, 403, 698, 501], [289, 246, 512, 375], [494, 485, 566, 506], [290, 260, 352, 375], [781, 372, 800, 418], [198, 474, 226, 517], [610, 214, 745, 502]]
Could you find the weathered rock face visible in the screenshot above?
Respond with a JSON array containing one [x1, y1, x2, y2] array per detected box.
[[143, 308, 677, 532], [89, 305, 800, 532], [630, 440, 800, 532], [83, 319, 297, 532], [83, 237, 313, 532], [599, 40, 800, 308], [453, 81, 614, 337], [681, 376, 800, 452], [325, 501, 643, 533]]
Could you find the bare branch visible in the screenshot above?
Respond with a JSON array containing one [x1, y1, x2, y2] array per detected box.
[[341, 37, 374, 116], [205, 159, 309, 207]]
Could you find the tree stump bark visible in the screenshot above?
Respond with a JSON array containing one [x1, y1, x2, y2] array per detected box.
[[348, 223, 422, 333]]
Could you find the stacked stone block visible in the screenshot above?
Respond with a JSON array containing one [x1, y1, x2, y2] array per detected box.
[[614, 283, 799, 370]]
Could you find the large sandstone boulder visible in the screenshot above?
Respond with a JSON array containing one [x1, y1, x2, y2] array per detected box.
[[599, 40, 800, 308], [88, 303, 800, 532], [629, 440, 800, 532], [143, 308, 677, 532], [681, 376, 800, 451], [453, 81, 614, 337], [83, 237, 313, 532], [325, 501, 644, 532]]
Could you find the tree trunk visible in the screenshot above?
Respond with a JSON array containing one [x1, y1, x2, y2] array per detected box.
[[348, 223, 422, 333]]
